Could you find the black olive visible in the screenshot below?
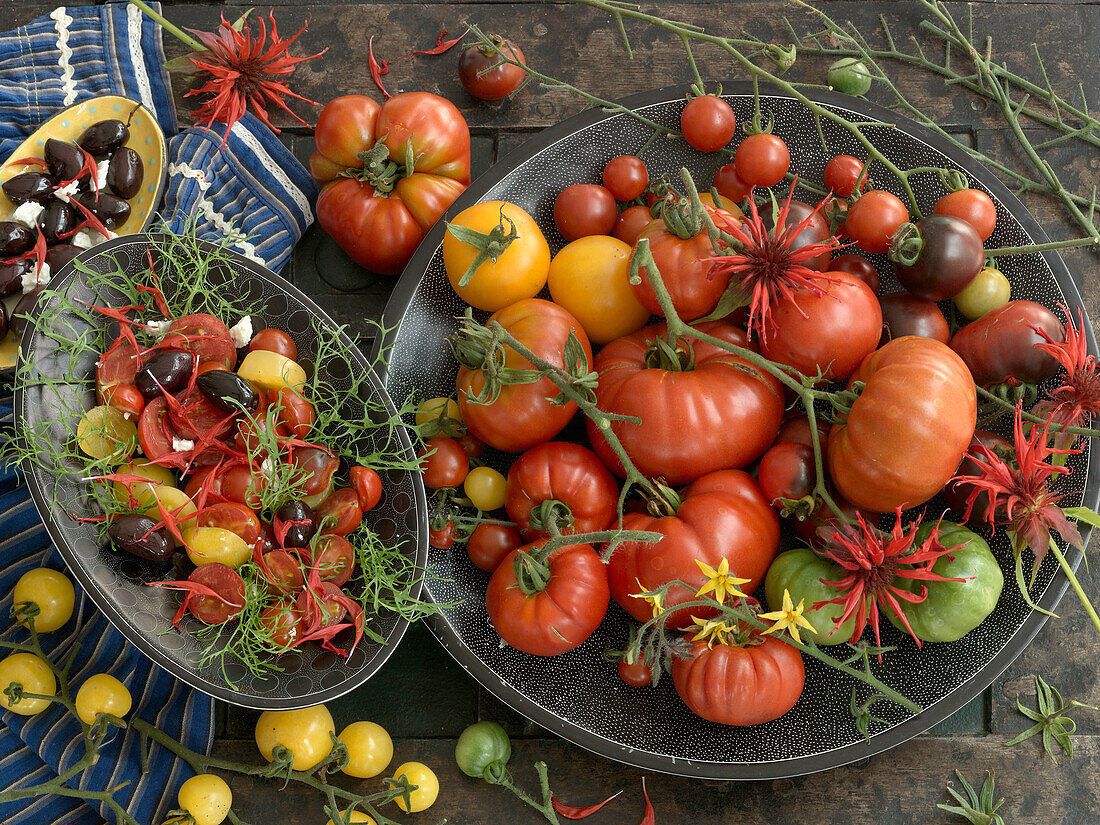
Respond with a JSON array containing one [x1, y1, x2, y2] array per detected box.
[[38, 199, 79, 244], [3, 172, 58, 205], [9, 286, 44, 339], [0, 222, 34, 256], [78, 119, 129, 159], [134, 349, 194, 399], [74, 191, 130, 230], [46, 244, 81, 272], [107, 147, 144, 199], [44, 138, 84, 181], [108, 515, 173, 561], [275, 500, 316, 549], [0, 258, 33, 299], [196, 369, 259, 414]]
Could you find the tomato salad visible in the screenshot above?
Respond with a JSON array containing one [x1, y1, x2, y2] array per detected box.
[[406, 127, 1079, 729]]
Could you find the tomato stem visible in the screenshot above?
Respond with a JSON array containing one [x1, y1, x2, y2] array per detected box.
[[446, 208, 520, 287], [1047, 538, 1100, 635]]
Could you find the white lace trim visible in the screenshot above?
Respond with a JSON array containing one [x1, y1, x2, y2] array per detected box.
[[229, 120, 313, 227], [50, 7, 76, 106], [126, 3, 155, 113], [169, 161, 266, 265]]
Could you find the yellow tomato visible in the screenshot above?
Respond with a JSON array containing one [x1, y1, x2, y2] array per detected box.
[[113, 459, 178, 510], [237, 350, 307, 393], [326, 811, 375, 825], [338, 720, 394, 778], [144, 486, 198, 543], [77, 405, 137, 462], [0, 653, 56, 716], [74, 673, 132, 725], [444, 201, 550, 311], [463, 466, 508, 512], [389, 761, 440, 813], [186, 526, 251, 568], [700, 192, 743, 216], [255, 704, 335, 771], [548, 235, 651, 345], [13, 568, 75, 632], [177, 773, 233, 825]]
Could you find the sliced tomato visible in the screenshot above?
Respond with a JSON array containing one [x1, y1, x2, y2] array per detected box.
[[138, 396, 186, 469], [161, 313, 237, 369], [96, 334, 144, 401], [169, 387, 235, 441]]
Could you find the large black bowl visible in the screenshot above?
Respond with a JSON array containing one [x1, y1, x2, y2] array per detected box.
[[16, 234, 427, 709], [376, 84, 1099, 778]]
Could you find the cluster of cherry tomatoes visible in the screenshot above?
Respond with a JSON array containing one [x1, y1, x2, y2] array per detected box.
[[415, 97, 1068, 727], [77, 283, 385, 658]]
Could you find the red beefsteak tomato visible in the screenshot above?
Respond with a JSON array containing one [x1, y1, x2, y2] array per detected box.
[[828, 336, 977, 512], [486, 543, 609, 656], [505, 442, 619, 541], [456, 298, 593, 453], [589, 321, 783, 485], [607, 469, 779, 626], [671, 634, 805, 726], [311, 93, 471, 276]]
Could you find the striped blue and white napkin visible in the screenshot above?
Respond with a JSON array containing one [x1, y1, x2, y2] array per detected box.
[[0, 4, 318, 823]]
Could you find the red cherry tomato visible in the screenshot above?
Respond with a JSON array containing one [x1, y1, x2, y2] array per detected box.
[[276, 388, 315, 439], [829, 254, 880, 294], [680, 96, 737, 152], [612, 205, 654, 247], [933, 188, 997, 241], [618, 658, 652, 687], [845, 190, 909, 253], [315, 488, 363, 536], [880, 293, 950, 345], [602, 155, 649, 201], [161, 314, 237, 370], [823, 155, 869, 198], [249, 328, 298, 361], [430, 521, 456, 549], [455, 431, 485, 459], [260, 601, 304, 649], [313, 534, 356, 586], [713, 163, 751, 202], [419, 437, 469, 489], [101, 382, 144, 419], [260, 550, 307, 595], [734, 133, 790, 187], [554, 184, 617, 241], [187, 564, 245, 624], [169, 387, 234, 441], [137, 397, 185, 470], [222, 465, 266, 510], [458, 38, 527, 101], [758, 442, 816, 508], [466, 523, 522, 573], [349, 466, 383, 512], [291, 447, 340, 499], [197, 502, 262, 546]]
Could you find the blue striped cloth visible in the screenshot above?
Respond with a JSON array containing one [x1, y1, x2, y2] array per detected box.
[[0, 4, 318, 823]]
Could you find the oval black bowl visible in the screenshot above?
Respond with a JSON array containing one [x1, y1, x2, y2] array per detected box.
[[16, 234, 428, 709], [376, 83, 1099, 778]]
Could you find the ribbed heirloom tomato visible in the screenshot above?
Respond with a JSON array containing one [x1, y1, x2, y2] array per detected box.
[[589, 321, 783, 485], [608, 469, 780, 626], [828, 336, 977, 512], [311, 93, 471, 276], [456, 298, 593, 453]]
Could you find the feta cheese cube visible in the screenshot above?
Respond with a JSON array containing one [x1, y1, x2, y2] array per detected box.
[[171, 437, 195, 452], [142, 319, 172, 338], [54, 180, 80, 203], [228, 316, 253, 348], [21, 262, 49, 293], [11, 200, 44, 229], [72, 228, 112, 250], [96, 160, 110, 190]]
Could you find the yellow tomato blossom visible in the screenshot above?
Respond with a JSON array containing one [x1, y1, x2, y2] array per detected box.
[[759, 589, 817, 645], [689, 615, 736, 649], [694, 558, 750, 605], [630, 579, 665, 619]]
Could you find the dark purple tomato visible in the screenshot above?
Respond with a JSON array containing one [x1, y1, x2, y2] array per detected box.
[[829, 253, 879, 294], [890, 215, 983, 300], [949, 300, 1064, 387], [879, 293, 950, 346]]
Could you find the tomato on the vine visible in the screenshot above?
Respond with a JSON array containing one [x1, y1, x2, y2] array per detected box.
[[953, 266, 1011, 320], [948, 300, 1064, 387], [880, 293, 950, 345], [75, 673, 132, 725], [680, 95, 737, 152], [612, 204, 654, 246], [466, 523, 522, 573], [430, 521, 457, 549], [734, 133, 790, 187], [464, 466, 508, 512], [255, 705, 335, 772], [13, 568, 74, 633], [0, 653, 56, 715], [891, 215, 983, 300], [339, 720, 394, 778], [823, 155, 870, 198], [458, 37, 526, 101], [758, 442, 816, 510], [554, 184, 617, 240], [827, 58, 873, 96], [419, 437, 469, 489], [845, 190, 909, 253], [390, 762, 439, 813], [602, 155, 649, 201], [177, 774, 233, 825], [829, 253, 879, 294], [713, 162, 751, 202], [934, 188, 997, 241], [618, 657, 652, 687]]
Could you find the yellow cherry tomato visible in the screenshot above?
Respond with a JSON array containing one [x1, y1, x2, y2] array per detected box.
[[13, 568, 75, 632], [699, 192, 743, 216], [77, 405, 137, 462], [113, 459, 178, 510], [953, 266, 1011, 320], [74, 673, 132, 725], [463, 466, 508, 512], [0, 652, 56, 716], [338, 721, 394, 779], [144, 486, 198, 543], [415, 397, 463, 437], [444, 201, 551, 311], [326, 810, 375, 825], [548, 235, 651, 345], [177, 773, 233, 825], [389, 761, 440, 813], [237, 350, 307, 393], [255, 704, 335, 771], [186, 526, 251, 568]]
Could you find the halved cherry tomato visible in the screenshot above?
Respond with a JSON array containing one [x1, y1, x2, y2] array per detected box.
[[276, 388, 316, 439], [170, 387, 234, 441], [260, 601, 305, 649], [222, 465, 266, 510], [137, 396, 184, 469], [101, 382, 145, 419], [197, 502, 262, 546], [313, 534, 356, 586], [161, 314, 237, 369], [349, 466, 383, 512], [250, 328, 298, 361], [316, 489, 363, 536], [291, 447, 340, 499]]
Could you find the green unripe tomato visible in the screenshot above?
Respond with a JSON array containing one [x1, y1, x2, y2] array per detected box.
[[888, 521, 1004, 642], [953, 266, 1011, 320], [455, 721, 512, 780], [764, 547, 857, 645], [828, 58, 873, 97]]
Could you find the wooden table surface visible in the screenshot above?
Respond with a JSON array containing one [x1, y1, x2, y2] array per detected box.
[[11, 0, 1100, 822]]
